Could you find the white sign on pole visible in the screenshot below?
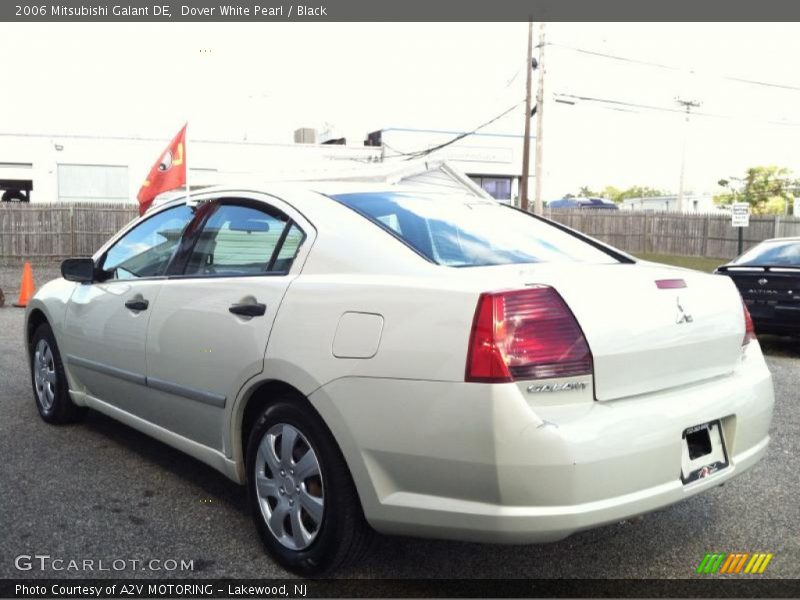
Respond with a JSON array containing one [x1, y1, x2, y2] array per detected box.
[[732, 202, 750, 227]]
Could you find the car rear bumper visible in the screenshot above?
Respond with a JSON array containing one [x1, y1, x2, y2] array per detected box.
[[309, 344, 774, 543], [752, 314, 800, 336], [746, 300, 800, 336]]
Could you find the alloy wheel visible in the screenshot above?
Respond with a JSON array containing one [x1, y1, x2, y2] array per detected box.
[[33, 339, 56, 411], [254, 423, 325, 551]]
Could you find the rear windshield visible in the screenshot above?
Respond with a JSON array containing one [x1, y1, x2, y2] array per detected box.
[[332, 192, 618, 267], [732, 240, 800, 266]]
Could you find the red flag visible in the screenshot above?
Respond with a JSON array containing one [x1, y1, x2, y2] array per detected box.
[[137, 123, 187, 215]]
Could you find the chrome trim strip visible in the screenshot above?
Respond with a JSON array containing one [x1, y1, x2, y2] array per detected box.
[[66, 354, 146, 386], [66, 355, 226, 409], [146, 376, 227, 409]]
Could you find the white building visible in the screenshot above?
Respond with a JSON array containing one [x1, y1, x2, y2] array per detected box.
[[620, 195, 718, 213], [0, 125, 530, 205], [367, 127, 529, 203]]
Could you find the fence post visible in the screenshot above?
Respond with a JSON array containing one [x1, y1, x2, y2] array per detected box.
[[702, 214, 710, 257], [774, 215, 781, 238], [643, 211, 649, 254], [70, 205, 76, 256]]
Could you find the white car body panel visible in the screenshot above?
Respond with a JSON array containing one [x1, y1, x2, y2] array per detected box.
[[24, 183, 774, 544], [308, 342, 772, 542]]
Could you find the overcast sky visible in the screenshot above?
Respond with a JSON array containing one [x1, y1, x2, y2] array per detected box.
[[3, 22, 800, 198]]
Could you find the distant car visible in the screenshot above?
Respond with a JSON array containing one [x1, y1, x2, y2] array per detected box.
[[715, 237, 800, 337], [547, 197, 619, 210], [25, 184, 773, 575]]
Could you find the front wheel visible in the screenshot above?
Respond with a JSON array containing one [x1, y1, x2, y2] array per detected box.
[[246, 400, 372, 576], [29, 323, 85, 424]]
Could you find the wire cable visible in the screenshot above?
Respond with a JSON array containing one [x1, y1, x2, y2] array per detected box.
[[550, 42, 800, 93], [396, 100, 524, 161], [553, 91, 800, 126]]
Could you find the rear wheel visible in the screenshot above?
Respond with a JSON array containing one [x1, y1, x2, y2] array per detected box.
[[29, 323, 85, 424], [2, 189, 27, 203], [246, 400, 372, 576]]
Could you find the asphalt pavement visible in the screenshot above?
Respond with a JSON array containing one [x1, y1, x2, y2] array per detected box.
[[0, 305, 798, 579]]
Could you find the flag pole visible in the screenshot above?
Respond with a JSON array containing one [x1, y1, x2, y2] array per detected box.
[[185, 122, 190, 202]]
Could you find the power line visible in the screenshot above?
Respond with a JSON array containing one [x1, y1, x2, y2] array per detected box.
[[553, 91, 800, 127], [551, 42, 680, 72], [553, 93, 706, 116], [550, 42, 800, 93], [378, 100, 524, 161]]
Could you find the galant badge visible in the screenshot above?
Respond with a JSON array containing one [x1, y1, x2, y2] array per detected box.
[[676, 296, 694, 324]]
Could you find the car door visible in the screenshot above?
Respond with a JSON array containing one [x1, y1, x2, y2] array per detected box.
[[62, 203, 197, 413], [143, 196, 311, 452]]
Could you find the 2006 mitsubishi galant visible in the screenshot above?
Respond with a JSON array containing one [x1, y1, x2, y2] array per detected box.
[[25, 184, 774, 575]]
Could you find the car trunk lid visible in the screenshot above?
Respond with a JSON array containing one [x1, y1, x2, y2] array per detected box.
[[457, 261, 746, 401], [717, 266, 800, 319]]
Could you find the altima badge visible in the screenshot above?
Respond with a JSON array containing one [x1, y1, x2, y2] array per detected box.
[[676, 296, 694, 324]]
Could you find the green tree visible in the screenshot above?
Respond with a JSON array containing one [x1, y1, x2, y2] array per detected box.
[[577, 185, 665, 204], [715, 166, 798, 215], [614, 186, 666, 203]]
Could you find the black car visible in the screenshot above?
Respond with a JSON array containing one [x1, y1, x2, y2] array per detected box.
[[547, 197, 619, 210], [715, 237, 800, 336]]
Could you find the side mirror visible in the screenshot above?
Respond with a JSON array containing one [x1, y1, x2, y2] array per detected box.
[[61, 258, 95, 283]]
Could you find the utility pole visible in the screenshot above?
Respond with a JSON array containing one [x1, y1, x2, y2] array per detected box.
[[676, 97, 701, 213], [519, 21, 533, 212], [533, 22, 546, 216]]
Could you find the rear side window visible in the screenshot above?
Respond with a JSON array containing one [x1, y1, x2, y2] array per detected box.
[[732, 240, 800, 266], [272, 224, 305, 272], [184, 204, 301, 276], [332, 192, 616, 267]]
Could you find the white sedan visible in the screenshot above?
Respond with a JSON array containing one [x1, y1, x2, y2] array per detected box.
[[25, 184, 774, 575]]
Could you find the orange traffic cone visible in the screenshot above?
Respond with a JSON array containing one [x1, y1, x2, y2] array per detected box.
[[13, 262, 35, 308]]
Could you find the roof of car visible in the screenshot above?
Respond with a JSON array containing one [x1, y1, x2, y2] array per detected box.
[[151, 181, 497, 211], [762, 236, 800, 243]]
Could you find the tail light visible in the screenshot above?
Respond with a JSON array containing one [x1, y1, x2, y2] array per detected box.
[[466, 286, 593, 383], [742, 299, 756, 346]]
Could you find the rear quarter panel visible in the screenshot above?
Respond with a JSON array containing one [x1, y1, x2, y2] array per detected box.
[[264, 274, 481, 393]]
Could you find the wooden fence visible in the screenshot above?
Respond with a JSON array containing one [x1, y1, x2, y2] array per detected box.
[[0, 202, 138, 263], [1, 202, 799, 263], [546, 209, 800, 260]]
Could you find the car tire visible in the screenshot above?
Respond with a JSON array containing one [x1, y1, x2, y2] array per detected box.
[[246, 399, 373, 576], [29, 322, 86, 424], [2, 189, 27, 203]]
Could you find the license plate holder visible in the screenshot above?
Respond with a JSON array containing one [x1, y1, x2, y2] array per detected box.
[[681, 420, 729, 484]]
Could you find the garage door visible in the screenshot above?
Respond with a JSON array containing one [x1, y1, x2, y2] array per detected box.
[[57, 164, 129, 203]]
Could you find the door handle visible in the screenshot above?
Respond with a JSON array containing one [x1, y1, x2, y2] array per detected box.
[[125, 298, 149, 311], [229, 302, 267, 317]]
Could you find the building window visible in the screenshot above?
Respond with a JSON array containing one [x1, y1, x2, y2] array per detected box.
[[469, 176, 512, 201]]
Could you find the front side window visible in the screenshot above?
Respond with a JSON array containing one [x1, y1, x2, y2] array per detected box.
[[332, 192, 617, 267], [102, 204, 193, 279], [184, 204, 300, 276]]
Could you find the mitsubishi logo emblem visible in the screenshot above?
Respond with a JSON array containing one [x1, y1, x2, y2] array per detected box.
[[676, 296, 694, 324]]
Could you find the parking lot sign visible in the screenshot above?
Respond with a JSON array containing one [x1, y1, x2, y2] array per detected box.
[[732, 203, 750, 228]]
